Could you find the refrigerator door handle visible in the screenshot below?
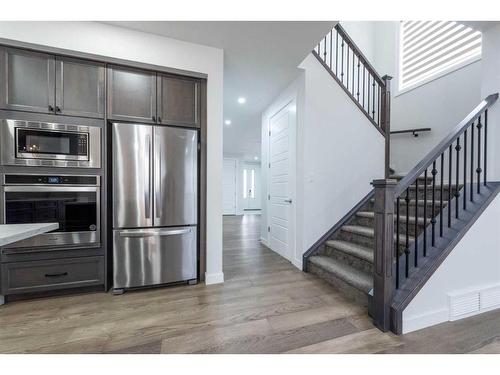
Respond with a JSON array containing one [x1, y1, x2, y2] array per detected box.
[[119, 228, 192, 237], [145, 134, 151, 219], [155, 129, 162, 220]]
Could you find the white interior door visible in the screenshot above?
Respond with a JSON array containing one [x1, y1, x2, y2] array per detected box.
[[268, 101, 295, 261], [223, 158, 237, 215], [243, 163, 261, 210]]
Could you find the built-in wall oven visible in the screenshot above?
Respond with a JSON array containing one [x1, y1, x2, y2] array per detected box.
[[0, 119, 101, 168], [1, 174, 100, 249]]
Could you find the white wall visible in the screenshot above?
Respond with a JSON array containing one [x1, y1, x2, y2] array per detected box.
[[261, 53, 385, 269], [0, 22, 225, 284], [299, 53, 385, 258], [403, 193, 500, 333], [481, 24, 500, 182]]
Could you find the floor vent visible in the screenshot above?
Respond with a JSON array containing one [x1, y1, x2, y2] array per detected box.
[[449, 292, 480, 320]]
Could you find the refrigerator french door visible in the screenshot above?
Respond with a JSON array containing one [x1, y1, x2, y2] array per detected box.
[[112, 123, 198, 291]]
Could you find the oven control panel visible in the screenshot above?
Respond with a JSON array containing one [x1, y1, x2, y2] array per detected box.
[[4, 174, 98, 185]]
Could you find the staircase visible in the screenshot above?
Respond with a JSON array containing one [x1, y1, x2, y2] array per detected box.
[[305, 22, 500, 334], [307, 175, 458, 307]]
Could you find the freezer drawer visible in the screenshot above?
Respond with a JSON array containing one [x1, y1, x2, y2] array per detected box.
[[113, 226, 197, 289]]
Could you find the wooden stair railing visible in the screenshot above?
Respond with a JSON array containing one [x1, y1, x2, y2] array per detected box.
[[372, 93, 499, 332], [313, 23, 392, 177]]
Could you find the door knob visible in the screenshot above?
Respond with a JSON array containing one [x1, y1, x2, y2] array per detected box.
[[284, 198, 292, 204]]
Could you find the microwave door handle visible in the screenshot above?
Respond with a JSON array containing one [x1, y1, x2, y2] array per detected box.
[[145, 134, 151, 219]]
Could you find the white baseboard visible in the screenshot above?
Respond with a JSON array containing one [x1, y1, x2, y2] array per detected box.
[[260, 237, 268, 247], [403, 308, 449, 334], [205, 272, 224, 285], [292, 257, 303, 270]]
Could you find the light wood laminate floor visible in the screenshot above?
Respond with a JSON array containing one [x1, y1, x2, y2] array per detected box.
[[0, 214, 499, 353]]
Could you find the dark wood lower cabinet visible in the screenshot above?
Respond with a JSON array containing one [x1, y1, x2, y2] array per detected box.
[[1, 256, 104, 295]]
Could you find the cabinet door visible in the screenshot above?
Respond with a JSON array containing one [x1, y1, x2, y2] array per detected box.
[[0, 47, 55, 114], [107, 65, 156, 123], [55, 57, 105, 118], [157, 74, 200, 127]]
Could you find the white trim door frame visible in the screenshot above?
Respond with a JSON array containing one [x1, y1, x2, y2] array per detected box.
[[267, 99, 296, 263]]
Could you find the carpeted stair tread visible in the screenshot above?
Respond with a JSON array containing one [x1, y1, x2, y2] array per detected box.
[[308, 255, 372, 293], [325, 239, 374, 263], [341, 224, 415, 242], [356, 211, 431, 225]]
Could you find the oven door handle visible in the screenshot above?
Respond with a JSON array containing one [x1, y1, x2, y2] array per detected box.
[[2, 186, 98, 192], [118, 228, 192, 238]]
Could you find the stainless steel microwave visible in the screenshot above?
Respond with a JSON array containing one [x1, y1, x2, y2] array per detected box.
[[0, 119, 101, 168]]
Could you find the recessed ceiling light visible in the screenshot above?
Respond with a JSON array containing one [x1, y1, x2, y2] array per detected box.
[[237, 97, 247, 104], [224, 119, 232, 125], [254, 156, 259, 160]]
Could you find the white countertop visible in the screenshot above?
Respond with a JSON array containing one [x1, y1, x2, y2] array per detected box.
[[0, 223, 59, 247]]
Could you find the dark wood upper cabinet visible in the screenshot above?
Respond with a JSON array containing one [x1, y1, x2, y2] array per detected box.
[[0, 47, 55, 114], [107, 65, 157, 124], [55, 57, 105, 118], [157, 75, 200, 127], [0, 47, 105, 118]]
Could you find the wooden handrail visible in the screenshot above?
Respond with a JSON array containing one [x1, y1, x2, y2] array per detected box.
[[390, 127, 431, 137], [394, 93, 498, 197], [334, 24, 385, 86]]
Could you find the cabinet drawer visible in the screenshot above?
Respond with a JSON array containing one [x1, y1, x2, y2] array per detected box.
[[1, 256, 104, 295]]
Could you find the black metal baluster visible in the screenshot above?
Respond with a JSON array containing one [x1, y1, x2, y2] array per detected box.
[[405, 189, 410, 278], [378, 85, 381, 126], [477, 116, 482, 195], [455, 137, 460, 219], [341, 38, 344, 83], [414, 178, 419, 267], [396, 197, 400, 289], [346, 45, 350, 89], [356, 60, 360, 101], [335, 31, 339, 76], [484, 110, 488, 186], [323, 37, 327, 62], [471, 121, 474, 202], [463, 129, 467, 210], [431, 161, 437, 246], [423, 169, 428, 257], [352, 51, 355, 96], [362, 67, 365, 108], [329, 30, 333, 69], [448, 145, 452, 227], [367, 75, 371, 116], [372, 80, 376, 120], [440, 153, 444, 237]]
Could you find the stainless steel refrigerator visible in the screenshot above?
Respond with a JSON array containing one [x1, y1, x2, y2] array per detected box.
[[112, 122, 198, 293]]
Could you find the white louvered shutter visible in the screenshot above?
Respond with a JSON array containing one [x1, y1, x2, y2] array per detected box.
[[399, 21, 481, 91]]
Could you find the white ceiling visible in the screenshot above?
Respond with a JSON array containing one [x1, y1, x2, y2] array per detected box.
[[104, 21, 335, 161]]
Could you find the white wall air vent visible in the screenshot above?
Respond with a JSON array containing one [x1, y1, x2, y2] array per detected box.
[[448, 285, 500, 321], [481, 287, 500, 310], [449, 292, 480, 320]]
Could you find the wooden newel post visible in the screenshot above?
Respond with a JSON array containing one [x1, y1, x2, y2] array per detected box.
[[381, 75, 392, 178], [372, 178, 397, 332]]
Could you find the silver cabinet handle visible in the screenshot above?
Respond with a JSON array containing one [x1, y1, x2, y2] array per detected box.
[[284, 199, 293, 204], [145, 134, 151, 219], [119, 228, 192, 237]]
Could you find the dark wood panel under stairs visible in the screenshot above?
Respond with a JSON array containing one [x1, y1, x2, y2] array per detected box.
[[306, 175, 459, 308]]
